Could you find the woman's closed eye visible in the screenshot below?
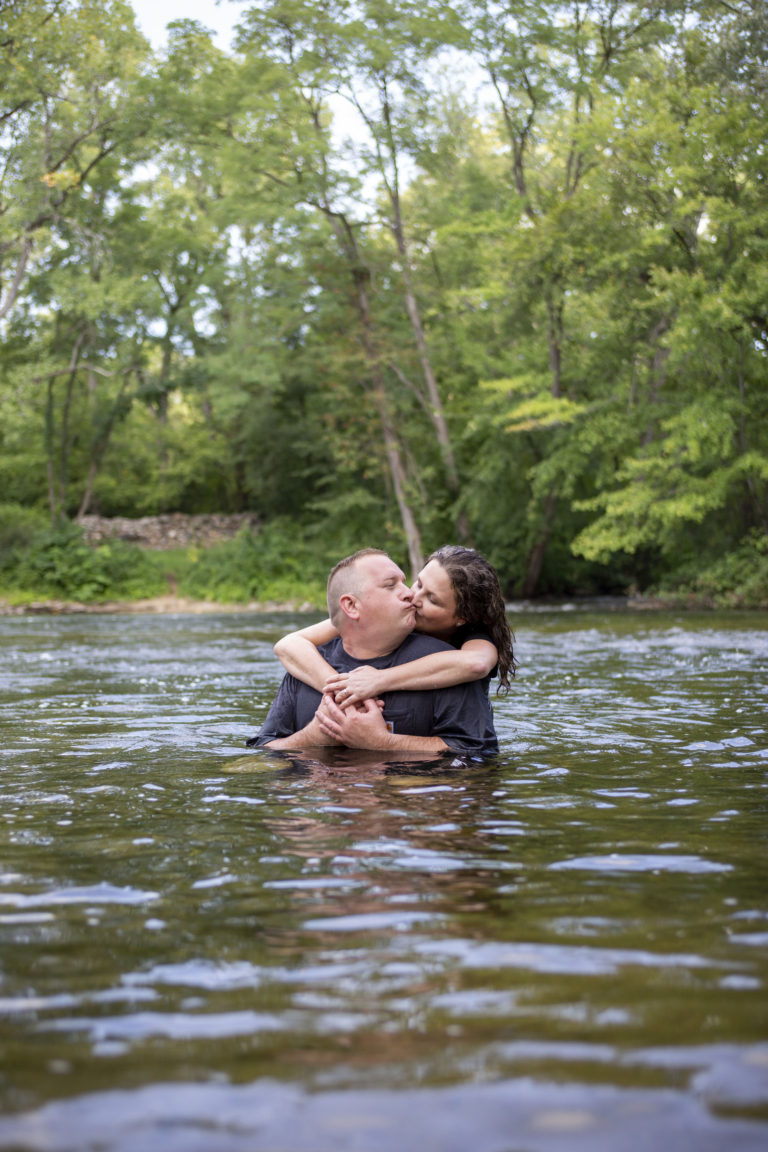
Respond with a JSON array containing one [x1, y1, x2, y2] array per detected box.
[[416, 581, 437, 601]]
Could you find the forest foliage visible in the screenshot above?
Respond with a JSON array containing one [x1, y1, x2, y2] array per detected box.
[[1, 0, 767, 606]]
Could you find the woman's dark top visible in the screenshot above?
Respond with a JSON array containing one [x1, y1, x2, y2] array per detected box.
[[450, 624, 498, 681]]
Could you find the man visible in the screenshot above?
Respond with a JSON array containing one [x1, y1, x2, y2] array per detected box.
[[246, 548, 498, 757]]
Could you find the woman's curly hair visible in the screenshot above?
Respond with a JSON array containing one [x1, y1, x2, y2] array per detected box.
[[427, 545, 517, 693]]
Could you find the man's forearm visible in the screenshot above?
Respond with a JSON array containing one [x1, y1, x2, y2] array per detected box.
[[265, 721, 338, 750], [381, 733, 450, 753]]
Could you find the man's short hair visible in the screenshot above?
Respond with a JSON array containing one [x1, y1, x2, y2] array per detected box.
[[327, 548, 389, 627]]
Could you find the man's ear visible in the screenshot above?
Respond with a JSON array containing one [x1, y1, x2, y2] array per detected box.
[[339, 593, 360, 620]]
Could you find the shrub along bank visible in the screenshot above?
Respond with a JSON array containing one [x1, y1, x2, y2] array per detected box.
[[0, 508, 328, 610], [0, 505, 766, 611]]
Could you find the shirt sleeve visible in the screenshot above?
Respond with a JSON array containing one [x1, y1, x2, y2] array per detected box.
[[429, 680, 498, 757], [245, 675, 300, 748]]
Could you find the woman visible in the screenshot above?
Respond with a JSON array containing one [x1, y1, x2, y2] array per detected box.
[[273, 545, 516, 708]]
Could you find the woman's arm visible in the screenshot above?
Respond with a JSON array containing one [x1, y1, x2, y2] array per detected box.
[[273, 618, 340, 692], [326, 638, 498, 707]]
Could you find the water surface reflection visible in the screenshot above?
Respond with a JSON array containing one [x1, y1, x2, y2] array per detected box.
[[0, 607, 766, 1150]]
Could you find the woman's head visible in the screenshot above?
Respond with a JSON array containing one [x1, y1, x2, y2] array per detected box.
[[410, 556, 465, 640], [413, 545, 517, 692]]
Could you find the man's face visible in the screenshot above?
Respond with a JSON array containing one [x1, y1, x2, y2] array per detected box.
[[355, 554, 415, 639]]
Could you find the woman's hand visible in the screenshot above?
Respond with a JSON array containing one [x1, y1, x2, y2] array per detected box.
[[324, 665, 386, 709]]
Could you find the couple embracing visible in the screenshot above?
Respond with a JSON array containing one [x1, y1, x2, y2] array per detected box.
[[247, 546, 516, 759]]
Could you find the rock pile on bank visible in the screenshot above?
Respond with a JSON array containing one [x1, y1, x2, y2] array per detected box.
[[78, 513, 260, 551]]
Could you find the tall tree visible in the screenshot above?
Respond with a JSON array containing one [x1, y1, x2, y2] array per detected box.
[[0, 0, 156, 520], [0, 0, 150, 322], [231, 1, 427, 569], [325, 0, 474, 542], [570, 1, 768, 568], [462, 0, 688, 592]]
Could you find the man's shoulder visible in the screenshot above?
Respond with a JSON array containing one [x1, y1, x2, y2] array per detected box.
[[318, 636, 345, 660]]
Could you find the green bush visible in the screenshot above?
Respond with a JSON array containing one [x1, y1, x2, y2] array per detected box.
[[652, 531, 768, 608], [6, 521, 168, 603], [0, 503, 49, 571], [179, 521, 329, 606], [0, 513, 385, 607]]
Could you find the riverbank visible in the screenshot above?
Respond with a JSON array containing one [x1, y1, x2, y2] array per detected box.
[[0, 594, 319, 616], [0, 591, 713, 617], [0, 513, 329, 614], [2, 514, 764, 613]]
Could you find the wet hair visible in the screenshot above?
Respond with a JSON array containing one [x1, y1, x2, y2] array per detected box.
[[327, 548, 389, 627], [426, 545, 517, 693]]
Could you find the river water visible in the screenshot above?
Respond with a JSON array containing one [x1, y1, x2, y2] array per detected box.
[[0, 606, 766, 1151]]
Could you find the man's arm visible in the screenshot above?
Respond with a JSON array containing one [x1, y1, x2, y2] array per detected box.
[[246, 671, 343, 750], [247, 673, 338, 749], [264, 714, 340, 750]]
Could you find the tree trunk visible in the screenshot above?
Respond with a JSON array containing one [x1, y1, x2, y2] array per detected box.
[[521, 488, 558, 598], [77, 371, 132, 518], [324, 206, 424, 573], [354, 267, 424, 575], [388, 185, 472, 546], [374, 385, 424, 577], [0, 238, 33, 322], [546, 292, 564, 398], [45, 378, 59, 524]]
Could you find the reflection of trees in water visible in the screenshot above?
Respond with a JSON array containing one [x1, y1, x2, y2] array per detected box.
[[217, 753, 525, 1075], [257, 750, 517, 931]]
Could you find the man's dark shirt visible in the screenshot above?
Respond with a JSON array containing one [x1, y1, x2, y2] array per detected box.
[[247, 632, 498, 757]]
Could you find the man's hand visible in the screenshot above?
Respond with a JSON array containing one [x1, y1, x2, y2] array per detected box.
[[324, 666, 385, 710], [315, 694, 392, 749]]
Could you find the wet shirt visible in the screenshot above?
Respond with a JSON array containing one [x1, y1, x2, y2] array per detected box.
[[450, 623, 492, 648], [249, 632, 498, 757]]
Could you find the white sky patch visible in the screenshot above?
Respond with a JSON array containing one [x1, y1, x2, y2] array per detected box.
[[129, 0, 244, 51]]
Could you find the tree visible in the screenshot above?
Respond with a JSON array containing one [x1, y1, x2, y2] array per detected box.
[[460, 0, 691, 592], [229, 1, 427, 569], [0, 0, 150, 321], [571, 3, 768, 570], [0, 1, 159, 521]]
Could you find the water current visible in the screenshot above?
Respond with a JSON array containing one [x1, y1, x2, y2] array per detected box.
[[0, 605, 766, 1151]]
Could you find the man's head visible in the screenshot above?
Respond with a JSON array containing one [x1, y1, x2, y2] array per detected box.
[[327, 549, 415, 657]]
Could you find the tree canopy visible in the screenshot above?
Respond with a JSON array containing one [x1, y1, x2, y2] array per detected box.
[[1, 0, 766, 602]]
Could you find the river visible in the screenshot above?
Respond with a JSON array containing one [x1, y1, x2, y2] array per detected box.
[[0, 606, 766, 1150]]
